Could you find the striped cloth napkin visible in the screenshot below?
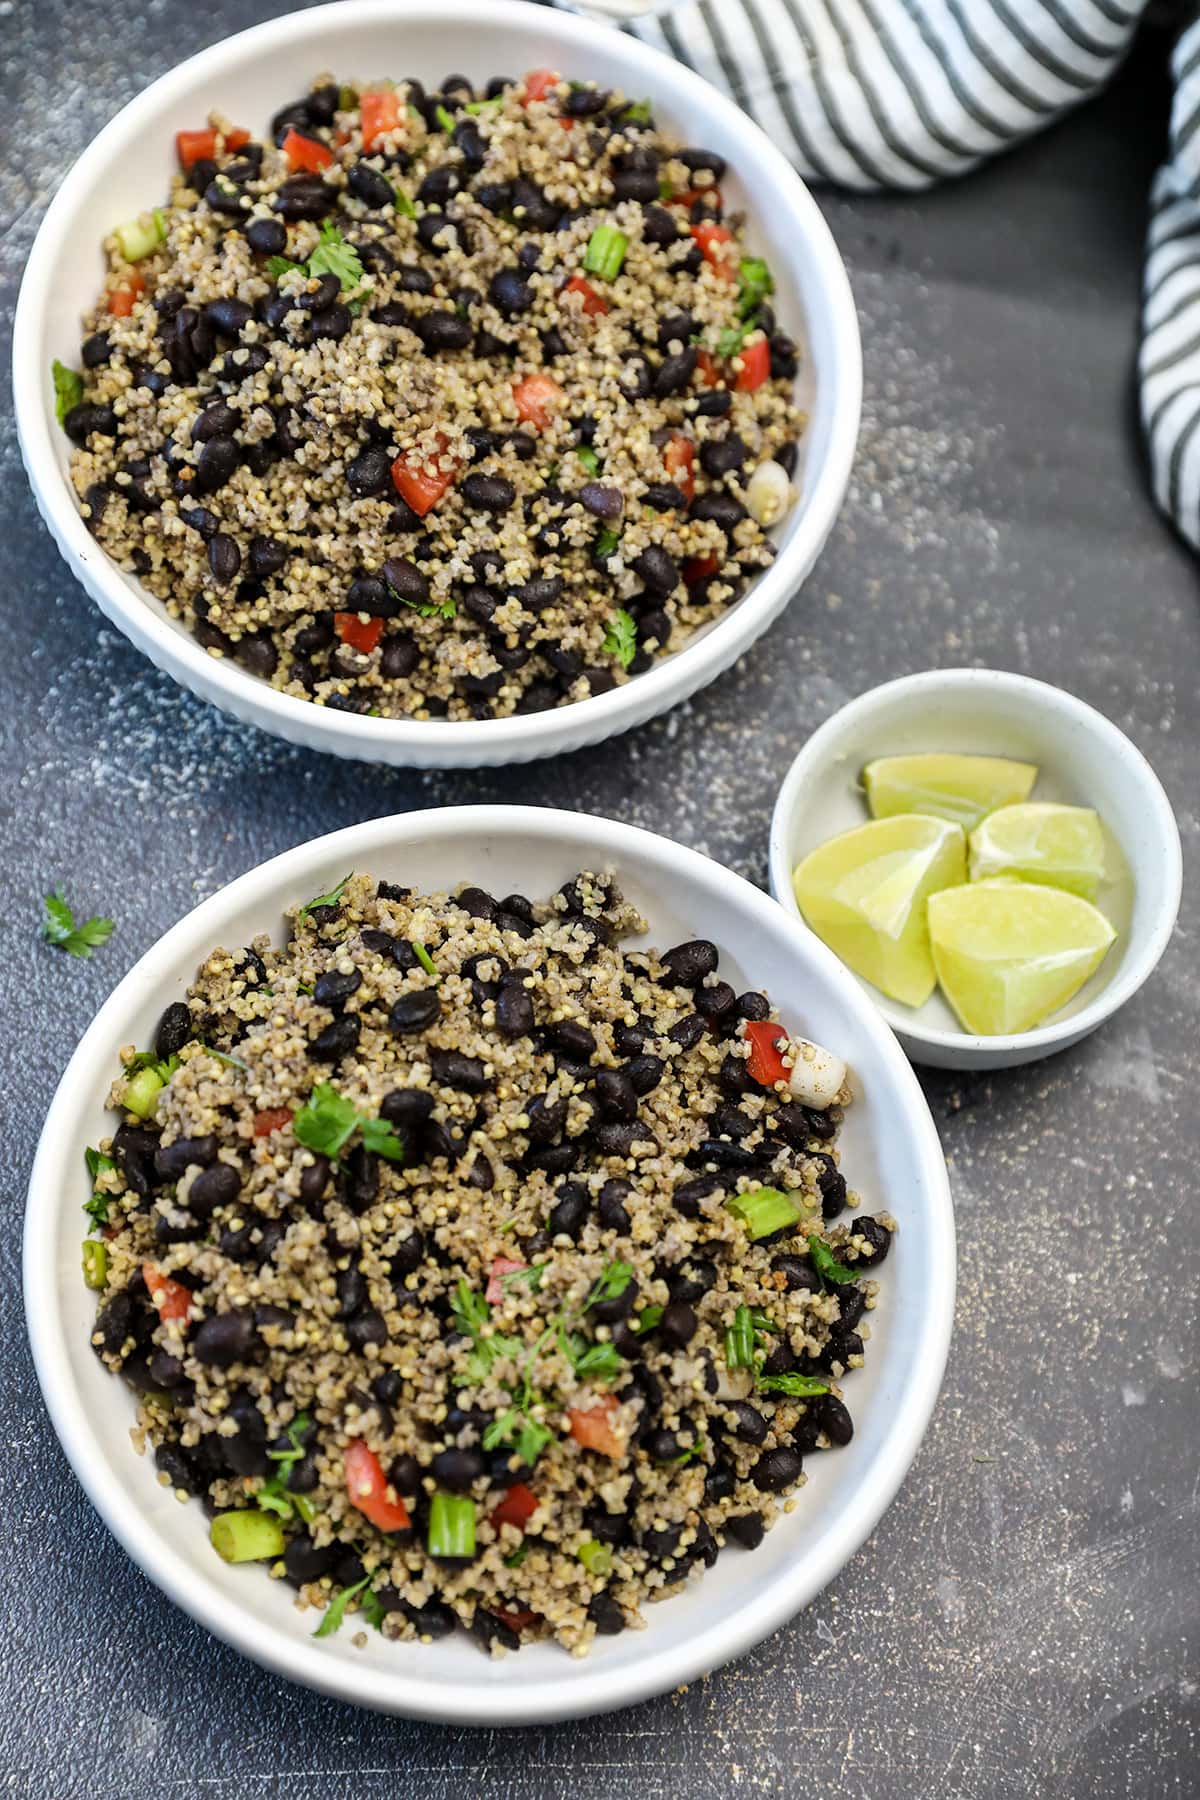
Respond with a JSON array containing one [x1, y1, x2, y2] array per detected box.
[[564, 0, 1200, 552]]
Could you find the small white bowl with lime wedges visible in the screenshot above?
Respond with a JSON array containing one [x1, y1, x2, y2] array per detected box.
[[768, 669, 1182, 1070]]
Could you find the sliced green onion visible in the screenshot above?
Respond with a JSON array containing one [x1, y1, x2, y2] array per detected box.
[[124, 1066, 165, 1120], [807, 1235, 859, 1286], [577, 1538, 613, 1577], [81, 1240, 108, 1290], [758, 1373, 829, 1397], [724, 1304, 756, 1369], [576, 446, 600, 477], [428, 1492, 476, 1559], [338, 84, 359, 112], [435, 103, 457, 133], [210, 1510, 286, 1564], [465, 96, 504, 115], [583, 225, 628, 282], [413, 942, 438, 978], [726, 1186, 803, 1241], [393, 184, 416, 218], [114, 211, 166, 263], [620, 99, 653, 125]]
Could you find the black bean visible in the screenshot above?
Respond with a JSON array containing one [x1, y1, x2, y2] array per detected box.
[[284, 1533, 338, 1585], [462, 473, 516, 512], [580, 483, 624, 521], [389, 989, 441, 1034], [418, 165, 460, 207], [838, 1287, 867, 1332], [81, 331, 111, 369], [696, 980, 737, 1022], [389, 1229, 426, 1281], [510, 176, 559, 230], [155, 1001, 193, 1058], [380, 1092, 435, 1143], [474, 178, 512, 215], [273, 176, 336, 220], [593, 1120, 654, 1158], [346, 444, 393, 497], [432, 1447, 484, 1492], [680, 147, 727, 179], [700, 434, 748, 479], [386, 1451, 421, 1494], [548, 1019, 596, 1061], [204, 297, 253, 339], [692, 1137, 763, 1173], [692, 490, 746, 531], [472, 1611, 519, 1651], [751, 1447, 802, 1494], [179, 506, 218, 543], [195, 435, 240, 493], [564, 84, 609, 116], [662, 939, 719, 985], [186, 1161, 240, 1218], [204, 175, 249, 217], [632, 545, 679, 596], [852, 1215, 892, 1265], [668, 1014, 706, 1052], [430, 1048, 490, 1093], [641, 1523, 682, 1562], [192, 1309, 258, 1368], [243, 535, 287, 581], [612, 165, 659, 203], [312, 967, 362, 1010], [814, 1155, 848, 1219], [495, 983, 534, 1037], [594, 1068, 637, 1121], [453, 118, 487, 169], [670, 1175, 719, 1222], [297, 1156, 330, 1209], [246, 215, 287, 256], [597, 1179, 632, 1234], [770, 332, 798, 380], [704, 1458, 736, 1502], [734, 993, 769, 1026], [722, 1401, 766, 1445], [666, 1255, 716, 1302], [768, 1255, 816, 1296], [724, 1511, 764, 1550], [548, 1183, 589, 1240], [815, 1395, 854, 1446], [380, 556, 429, 607], [696, 389, 733, 418], [334, 1268, 367, 1320], [587, 1592, 626, 1635], [311, 303, 351, 341], [347, 158, 396, 208], [153, 1134, 218, 1182], [654, 348, 695, 397], [415, 210, 458, 254], [526, 1095, 568, 1144], [416, 310, 473, 351], [346, 1309, 388, 1351], [63, 403, 117, 445], [308, 1013, 360, 1062], [379, 635, 417, 680], [207, 534, 241, 584], [660, 1301, 697, 1348]]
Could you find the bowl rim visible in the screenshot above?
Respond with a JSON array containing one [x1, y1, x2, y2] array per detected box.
[[12, 0, 862, 767], [768, 667, 1184, 1057], [25, 805, 954, 1724]]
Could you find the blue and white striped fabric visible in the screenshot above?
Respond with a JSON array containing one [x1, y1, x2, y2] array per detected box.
[[567, 0, 1200, 550]]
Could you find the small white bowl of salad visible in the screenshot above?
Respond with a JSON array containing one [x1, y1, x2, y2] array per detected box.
[[768, 669, 1182, 1071]]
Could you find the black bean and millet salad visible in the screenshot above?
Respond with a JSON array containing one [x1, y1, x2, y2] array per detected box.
[[54, 69, 802, 721], [83, 871, 893, 1656]]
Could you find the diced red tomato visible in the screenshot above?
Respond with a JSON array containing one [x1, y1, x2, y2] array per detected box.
[[663, 434, 695, 506], [344, 1440, 411, 1532], [511, 372, 565, 431], [489, 1482, 539, 1530], [361, 89, 402, 151], [486, 1257, 526, 1304], [562, 273, 608, 318], [690, 220, 736, 281], [282, 128, 333, 173], [666, 187, 724, 212], [107, 271, 144, 318], [734, 334, 771, 392], [334, 612, 384, 655], [391, 435, 458, 515], [489, 1605, 540, 1632], [522, 68, 561, 104], [143, 1262, 193, 1323], [744, 1019, 789, 1087], [253, 1107, 293, 1137], [175, 126, 250, 170], [567, 1395, 623, 1458], [694, 349, 724, 389], [683, 554, 720, 586]]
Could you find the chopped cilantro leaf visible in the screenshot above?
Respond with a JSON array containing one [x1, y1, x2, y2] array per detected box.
[[293, 1082, 360, 1160], [360, 1587, 389, 1630], [393, 185, 417, 218], [757, 1373, 829, 1397], [634, 1305, 664, 1335], [313, 1575, 370, 1638], [737, 255, 774, 319], [84, 1147, 115, 1230], [602, 608, 637, 668], [266, 254, 301, 278], [298, 872, 352, 918], [413, 942, 438, 978], [41, 888, 114, 959], [306, 223, 365, 292], [52, 361, 83, 426], [584, 1259, 635, 1311], [359, 1115, 406, 1163], [594, 526, 622, 561]]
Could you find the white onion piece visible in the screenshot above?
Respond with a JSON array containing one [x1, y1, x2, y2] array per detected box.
[[744, 459, 792, 527], [787, 1039, 847, 1109]]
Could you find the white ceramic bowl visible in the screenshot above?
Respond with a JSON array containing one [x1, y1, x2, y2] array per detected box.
[[26, 806, 952, 1724], [769, 670, 1183, 1071], [13, 0, 860, 769]]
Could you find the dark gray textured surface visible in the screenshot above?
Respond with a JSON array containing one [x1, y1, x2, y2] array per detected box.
[[2, 7, 1198, 1795]]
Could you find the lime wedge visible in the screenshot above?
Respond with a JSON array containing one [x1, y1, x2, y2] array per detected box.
[[968, 802, 1106, 900], [793, 814, 966, 1007], [863, 752, 1038, 831], [928, 879, 1116, 1034]]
